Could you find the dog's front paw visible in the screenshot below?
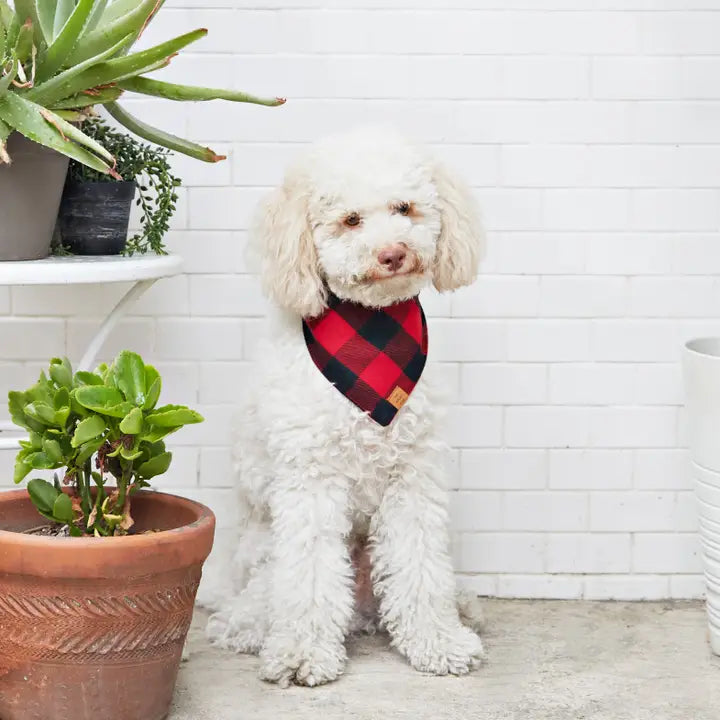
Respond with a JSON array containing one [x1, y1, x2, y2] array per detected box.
[[259, 636, 346, 688], [401, 625, 485, 676]]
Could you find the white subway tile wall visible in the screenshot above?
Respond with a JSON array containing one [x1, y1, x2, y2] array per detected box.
[[0, 0, 714, 599]]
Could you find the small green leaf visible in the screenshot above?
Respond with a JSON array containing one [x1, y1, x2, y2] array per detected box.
[[138, 425, 176, 444], [24, 402, 58, 426], [114, 351, 146, 406], [74, 371, 104, 386], [68, 525, 84, 537], [120, 446, 143, 461], [29, 431, 43, 449], [145, 405, 204, 428], [103, 402, 135, 419], [42, 438, 63, 463], [27, 478, 60, 514], [13, 456, 32, 484], [69, 391, 90, 418], [72, 415, 105, 448], [136, 451, 172, 479], [52, 492, 74, 524], [49, 357, 73, 389], [52, 405, 70, 428], [119, 407, 143, 435], [76, 436, 104, 466], [29, 451, 58, 469], [143, 364, 161, 410], [74, 386, 124, 412], [53, 386, 70, 411]]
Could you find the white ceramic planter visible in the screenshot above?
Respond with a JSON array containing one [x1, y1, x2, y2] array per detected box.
[[682, 337, 720, 656]]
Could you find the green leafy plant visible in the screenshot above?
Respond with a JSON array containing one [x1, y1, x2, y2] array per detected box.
[[9, 351, 203, 536], [65, 117, 180, 255], [0, 0, 283, 173]]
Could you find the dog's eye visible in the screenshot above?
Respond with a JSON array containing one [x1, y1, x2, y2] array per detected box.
[[344, 212, 361, 227], [395, 202, 411, 216]]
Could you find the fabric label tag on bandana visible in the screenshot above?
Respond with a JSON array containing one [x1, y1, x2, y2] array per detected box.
[[387, 386, 409, 409], [302, 295, 428, 426]]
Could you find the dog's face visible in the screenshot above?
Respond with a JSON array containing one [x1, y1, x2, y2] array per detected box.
[[307, 136, 441, 308], [254, 127, 484, 317]]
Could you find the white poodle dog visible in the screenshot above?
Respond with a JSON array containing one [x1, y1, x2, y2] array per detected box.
[[205, 126, 486, 687]]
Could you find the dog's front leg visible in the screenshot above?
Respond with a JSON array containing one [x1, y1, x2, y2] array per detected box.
[[259, 471, 354, 687], [371, 470, 485, 676]]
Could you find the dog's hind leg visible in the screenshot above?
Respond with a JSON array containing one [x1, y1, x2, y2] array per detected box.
[[207, 562, 270, 654]]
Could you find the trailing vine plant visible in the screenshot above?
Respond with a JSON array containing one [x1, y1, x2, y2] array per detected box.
[[65, 118, 181, 255]]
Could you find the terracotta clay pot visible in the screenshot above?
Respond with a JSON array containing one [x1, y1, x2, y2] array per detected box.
[[0, 489, 215, 720]]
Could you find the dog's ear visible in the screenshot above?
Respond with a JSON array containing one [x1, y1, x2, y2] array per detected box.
[[431, 160, 485, 292], [252, 169, 327, 318]]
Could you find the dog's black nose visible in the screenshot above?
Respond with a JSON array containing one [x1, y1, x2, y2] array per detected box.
[[378, 245, 407, 272]]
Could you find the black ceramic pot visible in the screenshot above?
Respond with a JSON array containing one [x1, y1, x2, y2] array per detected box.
[[57, 180, 136, 255]]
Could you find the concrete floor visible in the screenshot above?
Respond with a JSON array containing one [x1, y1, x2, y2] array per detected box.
[[171, 600, 720, 720]]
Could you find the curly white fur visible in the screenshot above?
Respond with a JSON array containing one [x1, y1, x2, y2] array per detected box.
[[205, 126, 486, 687]]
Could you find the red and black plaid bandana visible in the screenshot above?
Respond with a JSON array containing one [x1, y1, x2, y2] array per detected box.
[[303, 294, 428, 426]]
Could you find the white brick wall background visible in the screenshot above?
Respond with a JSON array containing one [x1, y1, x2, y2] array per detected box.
[[2, 0, 719, 600]]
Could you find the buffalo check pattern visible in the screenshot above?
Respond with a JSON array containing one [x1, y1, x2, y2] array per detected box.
[[303, 294, 428, 426]]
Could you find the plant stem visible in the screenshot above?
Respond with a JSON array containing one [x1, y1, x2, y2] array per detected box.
[[80, 464, 93, 522], [117, 463, 131, 511]]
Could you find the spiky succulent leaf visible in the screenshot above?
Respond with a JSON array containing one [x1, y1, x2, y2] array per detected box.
[[50, 85, 124, 109], [53, 0, 75, 39], [105, 100, 226, 162], [0, 0, 14, 29], [119, 76, 286, 107], [102, 0, 148, 25], [39, 105, 116, 165], [25, 32, 134, 105], [37, 0, 97, 83], [69, 0, 161, 65], [29, 28, 206, 106], [0, 59, 18, 96], [1, 1, 19, 48], [84, 0, 109, 34], [34, 0, 56, 44], [14, 18, 34, 64], [0, 92, 117, 174], [13, 0, 45, 48]]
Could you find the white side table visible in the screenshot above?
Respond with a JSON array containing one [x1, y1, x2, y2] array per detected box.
[[0, 254, 183, 450]]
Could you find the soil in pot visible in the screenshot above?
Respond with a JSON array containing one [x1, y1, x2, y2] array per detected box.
[[0, 489, 215, 720], [57, 180, 136, 255], [0, 133, 70, 261]]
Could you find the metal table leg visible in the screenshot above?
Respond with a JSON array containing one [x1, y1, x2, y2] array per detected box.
[[78, 278, 157, 371]]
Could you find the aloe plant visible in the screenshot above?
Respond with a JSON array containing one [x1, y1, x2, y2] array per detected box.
[[9, 351, 203, 536], [0, 0, 283, 174]]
